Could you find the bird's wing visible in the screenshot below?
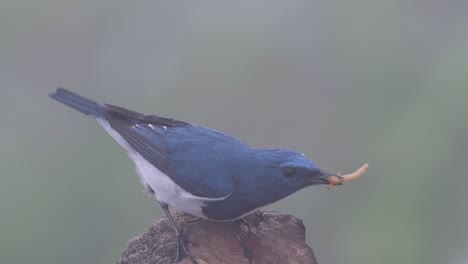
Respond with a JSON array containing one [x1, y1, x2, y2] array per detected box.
[[105, 104, 190, 127], [102, 105, 234, 200]]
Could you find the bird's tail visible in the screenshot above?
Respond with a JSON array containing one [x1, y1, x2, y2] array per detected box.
[[50, 88, 105, 118]]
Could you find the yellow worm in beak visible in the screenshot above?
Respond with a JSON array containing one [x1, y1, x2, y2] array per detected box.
[[327, 163, 369, 190]]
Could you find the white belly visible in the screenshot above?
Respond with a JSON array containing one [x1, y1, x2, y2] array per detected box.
[[129, 151, 206, 217]]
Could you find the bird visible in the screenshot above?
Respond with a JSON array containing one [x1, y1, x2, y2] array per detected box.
[[50, 88, 339, 262]]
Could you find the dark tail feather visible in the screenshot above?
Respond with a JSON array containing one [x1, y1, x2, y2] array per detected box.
[[50, 88, 105, 117]]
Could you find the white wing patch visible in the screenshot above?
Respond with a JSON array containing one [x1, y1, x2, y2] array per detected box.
[[180, 189, 231, 201], [96, 118, 229, 218]]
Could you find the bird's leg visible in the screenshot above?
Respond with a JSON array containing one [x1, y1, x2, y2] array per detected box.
[[159, 202, 197, 264], [235, 217, 252, 235]]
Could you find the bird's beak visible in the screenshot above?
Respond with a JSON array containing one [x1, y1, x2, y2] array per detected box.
[[306, 171, 341, 185]]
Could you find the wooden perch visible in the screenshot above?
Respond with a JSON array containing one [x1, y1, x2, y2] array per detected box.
[[117, 210, 318, 264]]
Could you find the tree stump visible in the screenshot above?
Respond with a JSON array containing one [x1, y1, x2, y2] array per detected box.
[[117, 210, 318, 264]]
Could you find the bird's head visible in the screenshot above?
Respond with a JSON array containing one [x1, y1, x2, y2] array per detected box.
[[248, 149, 335, 203]]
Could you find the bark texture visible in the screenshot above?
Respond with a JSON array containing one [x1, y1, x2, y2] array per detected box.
[[118, 210, 318, 264]]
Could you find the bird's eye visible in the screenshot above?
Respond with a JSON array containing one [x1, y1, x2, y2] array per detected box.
[[282, 167, 296, 178]]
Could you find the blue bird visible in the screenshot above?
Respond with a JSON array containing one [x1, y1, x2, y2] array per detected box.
[[50, 88, 339, 261]]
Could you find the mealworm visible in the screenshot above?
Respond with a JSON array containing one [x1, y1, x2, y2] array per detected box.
[[327, 163, 369, 190]]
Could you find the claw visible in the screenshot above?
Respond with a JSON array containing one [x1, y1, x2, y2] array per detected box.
[[235, 218, 252, 234], [174, 233, 198, 264]]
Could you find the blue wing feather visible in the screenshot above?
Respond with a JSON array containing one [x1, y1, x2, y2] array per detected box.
[[164, 126, 248, 198], [104, 109, 245, 199]]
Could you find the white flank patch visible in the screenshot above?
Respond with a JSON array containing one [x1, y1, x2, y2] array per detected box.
[[96, 118, 229, 219]]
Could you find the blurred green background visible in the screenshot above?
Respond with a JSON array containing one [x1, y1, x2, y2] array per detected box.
[[1, 1, 467, 264]]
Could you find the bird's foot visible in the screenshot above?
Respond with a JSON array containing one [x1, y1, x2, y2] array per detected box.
[[173, 232, 198, 264], [235, 217, 252, 235]]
